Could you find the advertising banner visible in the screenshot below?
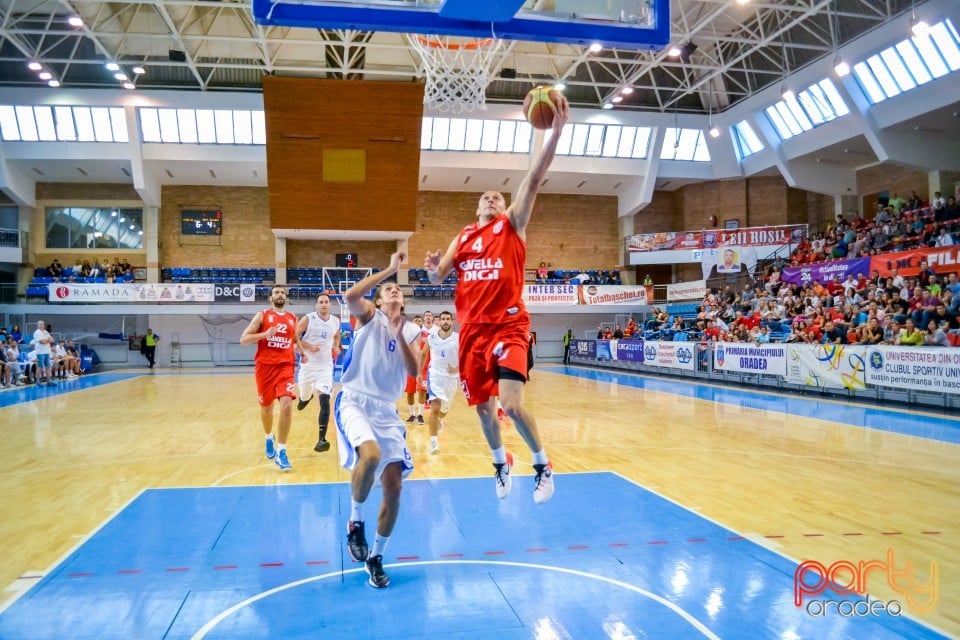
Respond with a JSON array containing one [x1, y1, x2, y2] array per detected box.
[[781, 257, 872, 287], [642, 341, 696, 370], [523, 284, 578, 306], [595, 340, 613, 360], [613, 339, 645, 363], [864, 346, 960, 395], [870, 245, 960, 278], [570, 340, 595, 359], [578, 285, 648, 306], [713, 343, 787, 376], [136, 283, 215, 302], [48, 283, 138, 302], [701, 246, 758, 281], [213, 283, 257, 302], [785, 344, 867, 390], [628, 225, 805, 252], [666, 280, 707, 301]]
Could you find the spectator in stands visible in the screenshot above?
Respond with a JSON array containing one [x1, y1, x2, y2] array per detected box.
[[0, 344, 12, 388], [562, 329, 573, 364], [858, 318, 883, 345], [9, 325, 21, 343], [63, 340, 81, 377], [943, 196, 960, 222], [944, 273, 960, 314], [883, 320, 903, 344], [888, 192, 906, 215], [917, 261, 936, 286], [573, 270, 591, 285], [596, 325, 604, 339], [536, 261, 548, 284], [924, 320, 950, 347], [935, 227, 954, 247], [624, 319, 637, 338], [90, 259, 102, 278], [32, 321, 54, 385], [906, 191, 923, 212], [927, 304, 958, 331], [821, 321, 846, 344], [22, 346, 37, 384], [142, 328, 160, 369], [896, 318, 924, 346], [48, 259, 62, 279], [643, 274, 653, 286]]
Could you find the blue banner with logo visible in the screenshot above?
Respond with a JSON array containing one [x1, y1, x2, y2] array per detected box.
[[571, 339, 596, 359], [614, 339, 645, 363], [641, 341, 696, 370], [595, 340, 613, 360]]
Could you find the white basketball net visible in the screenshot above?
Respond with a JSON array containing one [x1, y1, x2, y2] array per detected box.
[[408, 34, 504, 113]]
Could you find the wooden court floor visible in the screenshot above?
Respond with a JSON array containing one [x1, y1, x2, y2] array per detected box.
[[0, 365, 957, 637]]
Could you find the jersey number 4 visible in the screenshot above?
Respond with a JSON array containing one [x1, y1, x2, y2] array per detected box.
[[471, 237, 483, 252]]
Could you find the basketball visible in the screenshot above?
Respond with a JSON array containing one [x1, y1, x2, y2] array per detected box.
[[523, 86, 563, 130]]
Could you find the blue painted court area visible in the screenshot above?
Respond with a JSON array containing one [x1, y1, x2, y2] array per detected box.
[[546, 365, 960, 445], [0, 372, 143, 409], [0, 474, 944, 639]]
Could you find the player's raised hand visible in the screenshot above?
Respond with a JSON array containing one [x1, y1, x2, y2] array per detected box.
[[389, 251, 406, 272], [551, 93, 569, 133], [425, 250, 441, 271]]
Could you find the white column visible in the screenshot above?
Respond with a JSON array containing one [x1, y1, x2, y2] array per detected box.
[[397, 238, 409, 285], [275, 236, 287, 285], [143, 205, 160, 282]]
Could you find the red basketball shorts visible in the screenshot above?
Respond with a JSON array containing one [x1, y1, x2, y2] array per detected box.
[[458, 320, 529, 406], [255, 361, 296, 406]]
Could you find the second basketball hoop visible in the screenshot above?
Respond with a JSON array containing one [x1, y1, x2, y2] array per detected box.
[[408, 34, 504, 113]]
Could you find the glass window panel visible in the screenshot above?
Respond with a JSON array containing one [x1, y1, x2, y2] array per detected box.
[[53, 107, 77, 142], [139, 108, 161, 142], [446, 118, 466, 151], [90, 107, 114, 141], [568, 124, 589, 155], [15, 106, 38, 141], [420, 117, 432, 148], [948, 17, 960, 42], [678, 128, 701, 160], [45, 207, 143, 249], [895, 40, 932, 84], [0, 106, 20, 140], [431, 117, 450, 149], [251, 110, 266, 144], [214, 110, 234, 143], [866, 55, 901, 97], [175, 109, 197, 143], [765, 106, 792, 139], [616, 126, 636, 157], [774, 102, 804, 137], [880, 48, 917, 91], [196, 110, 216, 143], [233, 110, 253, 144], [479, 120, 499, 151], [784, 96, 813, 130], [496, 120, 516, 152], [513, 121, 532, 153], [693, 131, 710, 162], [464, 119, 482, 151], [585, 124, 604, 156], [929, 22, 960, 71], [632, 127, 650, 158], [109, 108, 128, 142], [797, 91, 826, 125], [736, 121, 763, 155], [553, 125, 572, 155], [601, 125, 621, 157], [853, 62, 887, 104], [818, 79, 849, 116], [158, 108, 180, 143], [33, 106, 56, 141], [71, 107, 94, 142], [660, 128, 679, 159]]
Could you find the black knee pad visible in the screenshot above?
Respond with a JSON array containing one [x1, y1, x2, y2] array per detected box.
[[319, 394, 331, 426]]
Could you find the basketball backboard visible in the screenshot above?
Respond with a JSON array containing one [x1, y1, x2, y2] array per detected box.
[[252, 0, 670, 50]]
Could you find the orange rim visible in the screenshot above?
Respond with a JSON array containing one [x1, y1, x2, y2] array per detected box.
[[415, 35, 495, 50]]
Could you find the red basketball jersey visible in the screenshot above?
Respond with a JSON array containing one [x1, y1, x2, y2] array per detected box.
[[255, 308, 297, 365], [454, 213, 527, 325]]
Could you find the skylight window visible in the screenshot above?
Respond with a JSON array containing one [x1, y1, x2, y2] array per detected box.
[[732, 120, 764, 159], [765, 78, 849, 140], [660, 128, 710, 162], [138, 108, 266, 144]]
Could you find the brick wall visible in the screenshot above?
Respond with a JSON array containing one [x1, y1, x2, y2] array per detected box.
[[679, 179, 747, 230], [286, 240, 395, 268], [856, 162, 928, 213], [159, 185, 273, 267], [36, 183, 141, 201], [633, 190, 677, 233]]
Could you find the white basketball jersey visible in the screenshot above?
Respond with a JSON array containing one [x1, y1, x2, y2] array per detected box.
[[302, 312, 340, 368], [427, 330, 459, 378], [340, 310, 421, 403]]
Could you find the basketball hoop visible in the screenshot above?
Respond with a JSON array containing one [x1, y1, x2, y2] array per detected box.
[[408, 34, 504, 113]]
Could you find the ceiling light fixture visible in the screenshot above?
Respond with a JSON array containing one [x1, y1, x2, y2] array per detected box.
[[114, 73, 128, 81], [620, 86, 634, 95], [123, 82, 135, 90], [68, 16, 83, 27], [28, 61, 42, 71], [132, 66, 146, 75], [709, 126, 720, 138], [38, 71, 52, 81], [48, 79, 60, 87], [781, 85, 795, 101], [602, 102, 614, 110], [612, 95, 623, 103], [834, 60, 850, 76], [553, 81, 566, 91], [668, 45, 681, 57], [588, 43, 602, 54], [105, 62, 120, 71]]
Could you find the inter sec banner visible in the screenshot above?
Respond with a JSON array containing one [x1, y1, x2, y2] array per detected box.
[[523, 284, 578, 306], [667, 280, 707, 301], [642, 341, 696, 370], [785, 344, 867, 390], [781, 257, 872, 287], [713, 343, 787, 376], [578, 285, 648, 305], [864, 346, 960, 395]]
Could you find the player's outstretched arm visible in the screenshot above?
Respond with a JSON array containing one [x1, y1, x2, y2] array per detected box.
[[425, 235, 459, 286], [509, 94, 569, 234], [344, 251, 404, 326], [390, 314, 421, 379]]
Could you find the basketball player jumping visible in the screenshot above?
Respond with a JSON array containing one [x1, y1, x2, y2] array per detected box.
[[295, 293, 341, 453], [337, 251, 421, 588], [424, 92, 569, 504]]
